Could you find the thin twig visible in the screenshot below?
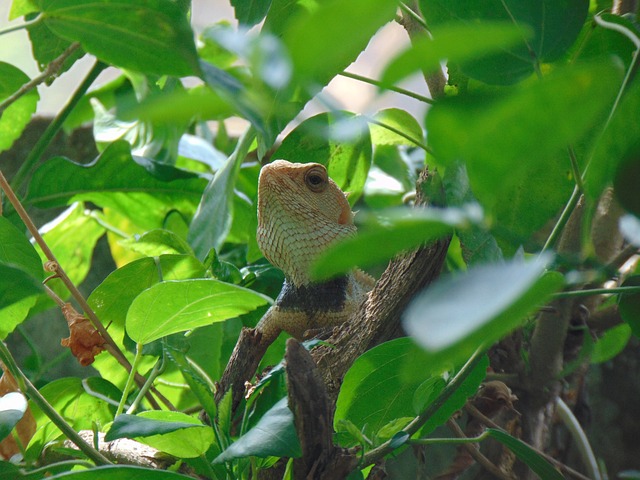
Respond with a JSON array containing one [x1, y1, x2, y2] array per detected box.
[[398, 2, 428, 29], [0, 42, 81, 115], [339, 71, 434, 104], [553, 285, 640, 298], [0, 14, 42, 37], [556, 398, 602, 480], [446, 418, 514, 480]]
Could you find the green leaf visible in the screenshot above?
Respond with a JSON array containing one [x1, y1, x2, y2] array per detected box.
[[10, 0, 39, 18], [0, 62, 39, 153], [26, 378, 114, 460], [41, 0, 200, 76], [35, 203, 105, 287], [120, 229, 194, 257], [126, 279, 272, 344], [283, 0, 397, 86], [403, 256, 562, 370], [0, 393, 27, 442], [614, 152, 640, 217], [188, 130, 254, 260], [442, 162, 503, 265], [311, 206, 477, 280], [273, 112, 372, 204], [0, 217, 43, 280], [381, 22, 528, 86], [231, 0, 272, 26], [335, 338, 440, 437], [369, 108, 423, 147], [88, 255, 205, 330], [27, 20, 84, 74], [420, 355, 488, 435], [45, 465, 195, 479], [420, 0, 589, 84], [25, 141, 207, 210], [134, 411, 213, 458], [486, 429, 565, 480], [591, 323, 632, 363], [0, 263, 43, 309], [427, 62, 620, 246], [106, 413, 200, 441], [213, 397, 301, 462]]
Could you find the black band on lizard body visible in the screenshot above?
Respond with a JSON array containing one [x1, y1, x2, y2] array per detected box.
[[275, 276, 348, 314]]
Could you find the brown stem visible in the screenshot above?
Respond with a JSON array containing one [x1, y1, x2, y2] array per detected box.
[[0, 170, 173, 411]]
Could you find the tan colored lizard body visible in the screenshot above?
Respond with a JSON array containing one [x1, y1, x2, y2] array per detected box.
[[255, 160, 374, 344]]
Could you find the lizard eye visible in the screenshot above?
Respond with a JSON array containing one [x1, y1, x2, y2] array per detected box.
[[304, 166, 328, 192]]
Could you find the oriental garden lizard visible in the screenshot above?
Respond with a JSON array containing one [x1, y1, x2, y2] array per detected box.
[[216, 160, 374, 406]]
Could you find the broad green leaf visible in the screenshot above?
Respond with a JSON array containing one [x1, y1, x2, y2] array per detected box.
[[120, 229, 194, 257], [88, 255, 205, 330], [213, 397, 301, 462], [427, 62, 620, 246], [126, 279, 272, 344], [619, 275, 640, 338], [369, 109, 423, 147], [273, 112, 372, 204], [188, 130, 253, 260], [335, 338, 439, 437], [284, 0, 397, 87], [26, 378, 114, 460], [311, 206, 478, 280], [442, 162, 503, 265], [41, 0, 200, 76], [0, 62, 39, 153], [10, 0, 39, 18], [0, 393, 27, 442], [25, 141, 207, 208], [420, 0, 589, 84], [46, 465, 195, 479], [403, 256, 562, 370], [27, 20, 83, 74], [106, 413, 201, 441], [591, 324, 632, 363], [486, 429, 565, 480], [381, 22, 528, 86], [35, 203, 105, 287], [135, 411, 213, 458]]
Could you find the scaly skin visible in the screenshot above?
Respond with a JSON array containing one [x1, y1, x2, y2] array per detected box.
[[255, 160, 374, 344]]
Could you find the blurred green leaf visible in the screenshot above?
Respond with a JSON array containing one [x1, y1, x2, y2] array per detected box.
[[213, 397, 301, 463], [381, 22, 527, 86], [591, 323, 632, 363], [284, 0, 396, 87], [41, 0, 200, 76], [0, 62, 39, 154], [231, 0, 272, 27], [273, 112, 372, 204], [428, 62, 620, 245], [420, 0, 589, 84], [311, 206, 478, 280], [404, 256, 562, 370], [126, 279, 272, 344]]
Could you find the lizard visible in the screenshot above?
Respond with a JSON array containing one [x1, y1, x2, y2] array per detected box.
[[215, 159, 375, 407], [254, 159, 375, 344]]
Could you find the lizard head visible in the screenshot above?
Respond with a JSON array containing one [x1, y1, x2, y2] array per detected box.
[[257, 159, 356, 285]]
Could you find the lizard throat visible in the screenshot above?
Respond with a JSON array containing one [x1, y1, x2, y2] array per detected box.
[[274, 276, 348, 314]]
